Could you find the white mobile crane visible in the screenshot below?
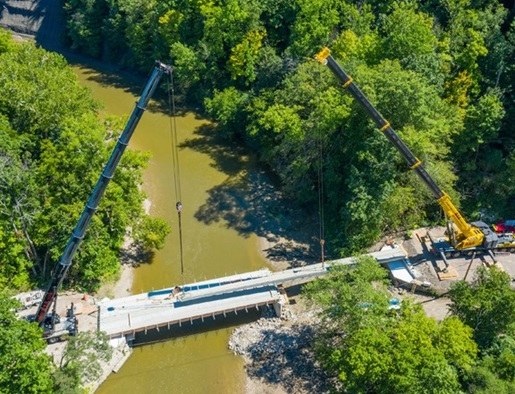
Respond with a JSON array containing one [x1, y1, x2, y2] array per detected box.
[[33, 62, 171, 343], [315, 48, 514, 258]]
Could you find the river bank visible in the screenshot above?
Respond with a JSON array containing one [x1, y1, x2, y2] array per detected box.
[[96, 263, 134, 300], [230, 295, 333, 394], [95, 198, 153, 300]]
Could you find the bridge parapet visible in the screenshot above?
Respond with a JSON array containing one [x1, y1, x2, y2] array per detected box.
[[98, 247, 408, 340]]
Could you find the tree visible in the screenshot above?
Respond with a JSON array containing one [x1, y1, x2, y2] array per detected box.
[[448, 266, 515, 350], [492, 151, 515, 217], [445, 2, 488, 76], [198, 0, 262, 60], [204, 87, 250, 138], [332, 29, 380, 67], [0, 44, 96, 143], [53, 331, 112, 393], [464, 365, 515, 394], [64, 0, 107, 58], [452, 90, 505, 213], [133, 215, 170, 251], [382, 2, 437, 59], [380, 1, 447, 85], [228, 28, 266, 84], [380, 185, 426, 231], [464, 324, 515, 394], [288, 0, 340, 57], [0, 28, 14, 54], [0, 292, 54, 393], [304, 256, 477, 393], [324, 58, 461, 251], [0, 117, 37, 290], [479, 324, 515, 382], [304, 256, 391, 330]]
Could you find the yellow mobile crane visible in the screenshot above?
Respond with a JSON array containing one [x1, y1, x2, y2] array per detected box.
[[315, 47, 504, 254]]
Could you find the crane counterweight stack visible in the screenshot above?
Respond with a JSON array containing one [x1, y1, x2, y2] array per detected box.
[[315, 47, 507, 253], [35, 61, 171, 341]]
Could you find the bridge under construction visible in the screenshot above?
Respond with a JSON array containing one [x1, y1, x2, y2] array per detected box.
[[98, 247, 409, 341]]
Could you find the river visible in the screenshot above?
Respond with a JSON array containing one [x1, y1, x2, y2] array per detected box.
[[74, 65, 270, 393]]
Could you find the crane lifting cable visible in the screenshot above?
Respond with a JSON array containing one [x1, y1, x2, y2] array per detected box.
[[317, 135, 326, 268], [314, 70, 326, 268], [167, 69, 185, 274], [314, 103, 326, 268]]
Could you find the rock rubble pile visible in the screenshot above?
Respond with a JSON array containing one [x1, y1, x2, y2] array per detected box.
[[229, 305, 332, 393]]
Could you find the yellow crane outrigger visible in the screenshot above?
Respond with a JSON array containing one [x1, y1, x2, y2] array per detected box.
[[315, 47, 491, 251]]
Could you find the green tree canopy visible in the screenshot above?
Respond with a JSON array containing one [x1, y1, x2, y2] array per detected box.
[[60, 0, 515, 252], [53, 331, 112, 392], [0, 292, 54, 393], [448, 266, 515, 350], [304, 257, 478, 393]]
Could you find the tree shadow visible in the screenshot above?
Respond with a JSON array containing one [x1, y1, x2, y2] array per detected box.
[[77, 67, 146, 95], [74, 65, 189, 116], [183, 124, 322, 267], [119, 242, 155, 267], [244, 324, 332, 393]]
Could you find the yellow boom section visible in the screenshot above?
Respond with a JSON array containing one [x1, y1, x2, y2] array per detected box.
[[316, 47, 485, 250], [437, 194, 484, 249]]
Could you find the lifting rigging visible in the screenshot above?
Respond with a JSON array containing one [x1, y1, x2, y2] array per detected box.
[[315, 47, 513, 255], [318, 143, 325, 267], [167, 71, 185, 275], [34, 61, 171, 342], [316, 106, 326, 267]]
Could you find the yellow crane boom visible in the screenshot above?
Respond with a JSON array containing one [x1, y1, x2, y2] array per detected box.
[[315, 47, 485, 250]]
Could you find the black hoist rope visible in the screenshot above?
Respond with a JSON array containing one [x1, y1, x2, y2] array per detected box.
[[314, 70, 326, 269], [317, 134, 326, 268], [176, 201, 184, 274], [167, 70, 184, 274]]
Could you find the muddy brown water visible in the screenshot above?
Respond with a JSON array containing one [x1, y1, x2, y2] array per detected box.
[[74, 65, 270, 393]]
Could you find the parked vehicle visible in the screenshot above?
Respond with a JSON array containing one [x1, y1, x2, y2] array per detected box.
[[493, 220, 515, 234]]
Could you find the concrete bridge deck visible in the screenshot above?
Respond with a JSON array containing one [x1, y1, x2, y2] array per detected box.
[[99, 284, 282, 338], [98, 247, 408, 339]]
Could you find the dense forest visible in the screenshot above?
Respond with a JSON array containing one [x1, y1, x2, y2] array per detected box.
[[0, 29, 168, 292], [64, 0, 515, 255]]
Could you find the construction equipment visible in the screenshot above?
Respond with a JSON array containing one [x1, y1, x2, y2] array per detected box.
[[315, 48, 514, 255], [33, 61, 171, 342]]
